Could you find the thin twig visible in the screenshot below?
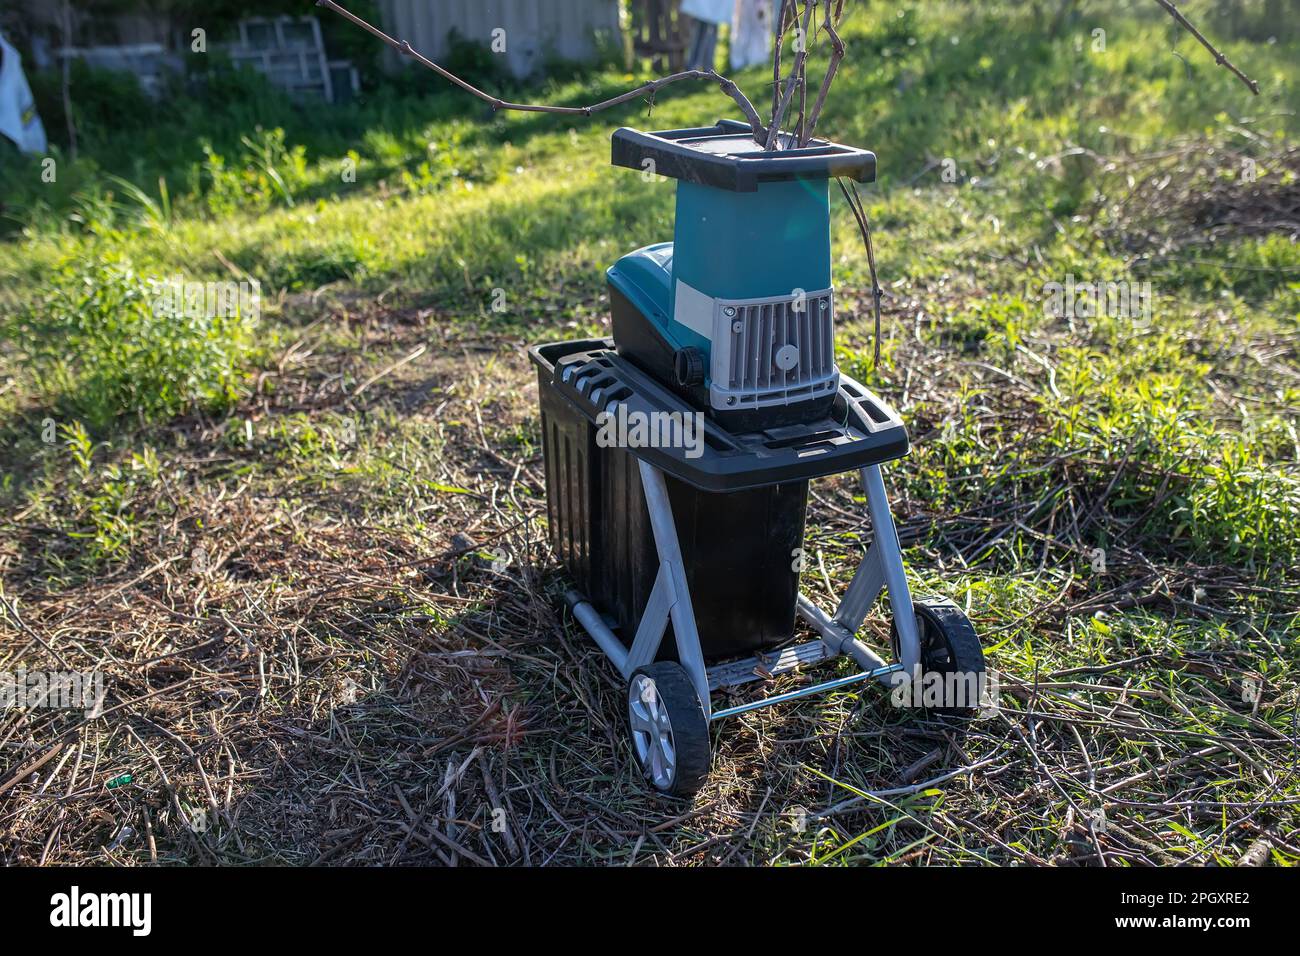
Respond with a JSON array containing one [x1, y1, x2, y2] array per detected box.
[[803, 0, 847, 145], [838, 177, 883, 368], [811, 756, 1001, 819], [772, 0, 793, 123], [795, 21, 809, 145], [766, 0, 817, 148], [316, 0, 767, 141], [0, 593, 71, 669], [1151, 0, 1260, 94]]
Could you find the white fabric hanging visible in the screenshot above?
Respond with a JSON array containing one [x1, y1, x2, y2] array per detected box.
[[681, 0, 735, 26], [731, 0, 773, 70], [0, 32, 48, 154]]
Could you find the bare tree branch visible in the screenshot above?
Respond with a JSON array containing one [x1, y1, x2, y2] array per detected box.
[[1151, 0, 1260, 95], [315, 0, 768, 141], [795, 11, 809, 144], [317, 0, 1258, 163], [802, 0, 847, 145], [766, 0, 818, 149], [772, 0, 793, 122]]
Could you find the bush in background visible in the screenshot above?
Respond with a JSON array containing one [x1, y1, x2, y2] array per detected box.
[[5, 258, 256, 432]]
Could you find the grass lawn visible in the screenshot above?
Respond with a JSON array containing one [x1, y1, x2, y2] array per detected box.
[[0, 0, 1297, 865]]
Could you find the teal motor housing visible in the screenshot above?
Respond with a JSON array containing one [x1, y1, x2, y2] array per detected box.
[[675, 178, 831, 303], [607, 120, 875, 431]]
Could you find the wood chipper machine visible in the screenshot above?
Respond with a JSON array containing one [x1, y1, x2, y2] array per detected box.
[[532, 121, 986, 796]]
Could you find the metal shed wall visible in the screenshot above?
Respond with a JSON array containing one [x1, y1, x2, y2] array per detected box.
[[377, 0, 623, 79]]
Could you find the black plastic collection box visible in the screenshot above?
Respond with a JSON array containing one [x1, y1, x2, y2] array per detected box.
[[531, 339, 911, 665], [540, 382, 806, 661]]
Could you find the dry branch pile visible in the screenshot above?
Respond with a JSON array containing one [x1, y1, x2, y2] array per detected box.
[[1095, 140, 1300, 256]]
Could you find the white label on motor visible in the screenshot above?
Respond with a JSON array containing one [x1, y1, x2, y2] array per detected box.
[[673, 279, 715, 338]]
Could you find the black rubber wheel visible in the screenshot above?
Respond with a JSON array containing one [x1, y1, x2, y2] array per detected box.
[[891, 597, 986, 715], [626, 662, 710, 797]]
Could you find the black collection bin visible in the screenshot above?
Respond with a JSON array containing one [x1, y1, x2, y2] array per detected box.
[[532, 338, 911, 664]]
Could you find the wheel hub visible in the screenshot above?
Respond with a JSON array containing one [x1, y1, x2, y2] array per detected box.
[[628, 675, 677, 789]]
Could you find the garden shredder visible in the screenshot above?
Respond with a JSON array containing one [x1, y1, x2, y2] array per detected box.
[[532, 121, 987, 796]]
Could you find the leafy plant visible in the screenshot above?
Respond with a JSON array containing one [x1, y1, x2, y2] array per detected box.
[[202, 127, 309, 216], [8, 259, 256, 432]]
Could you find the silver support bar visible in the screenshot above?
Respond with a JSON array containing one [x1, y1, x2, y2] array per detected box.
[[833, 541, 884, 635], [797, 593, 893, 678], [565, 461, 918, 727], [710, 663, 904, 721], [625, 563, 673, 672], [565, 591, 630, 677], [862, 465, 921, 676], [637, 459, 711, 719]]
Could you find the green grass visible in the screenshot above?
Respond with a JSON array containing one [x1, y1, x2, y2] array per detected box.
[[0, 1, 1297, 866], [5, 258, 258, 434]]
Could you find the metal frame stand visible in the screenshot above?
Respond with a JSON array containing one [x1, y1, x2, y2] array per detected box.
[[566, 458, 921, 722]]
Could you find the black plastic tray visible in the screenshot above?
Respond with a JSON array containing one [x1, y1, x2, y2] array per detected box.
[[529, 338, 908, 493], [611, 120, 876, 192]]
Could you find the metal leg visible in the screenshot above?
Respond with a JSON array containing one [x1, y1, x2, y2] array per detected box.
[[564, 590, 630, 675], [797, 594, 894, 678], [832, 541, 883, 635], [862, 465, 921, 676], [798, 464, 920, 678], [710, 662, 902, 721], [625, 563, 673, 672], [567, 459, 916, 723], [636, 459, 711, 718]]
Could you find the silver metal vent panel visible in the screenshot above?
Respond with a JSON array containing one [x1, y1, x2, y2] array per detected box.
[[709, 287, 838, 411]]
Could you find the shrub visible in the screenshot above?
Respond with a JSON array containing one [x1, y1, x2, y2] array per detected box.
[[7, 258, 256, 432], [201, 127, 309, 216]]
